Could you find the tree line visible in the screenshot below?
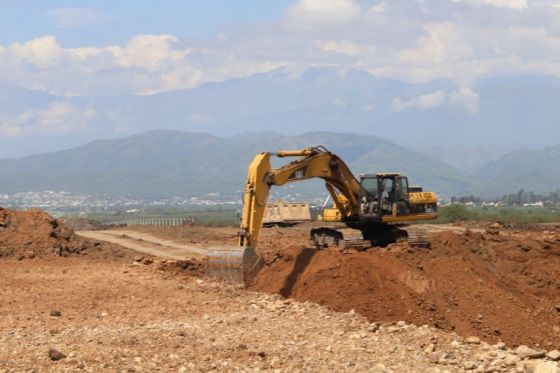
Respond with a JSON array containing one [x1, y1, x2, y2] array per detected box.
[[450, 189, 560, 206]]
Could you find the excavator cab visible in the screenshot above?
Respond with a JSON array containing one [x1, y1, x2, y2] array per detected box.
[[359, 174, 410, 218]]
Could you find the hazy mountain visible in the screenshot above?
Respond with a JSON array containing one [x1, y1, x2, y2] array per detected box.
[[472, 145, 560, 197], [415, 145, 518, 174], [0, 130, 471, 199], [2, 68, 560, 158]]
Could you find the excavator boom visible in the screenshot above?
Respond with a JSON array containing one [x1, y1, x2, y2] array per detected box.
[[239, 147, 361, 248]]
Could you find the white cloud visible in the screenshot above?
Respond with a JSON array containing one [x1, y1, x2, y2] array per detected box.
[[0, 34, 203, 96], [370, 3, 386, 13], [285, 0, 360, 30], [46, 7, 109, 29], [316, 40, 359, 56], [0, 102, 95, 137], [449, 87, 480, 113], [1, 0, 560, 97], [391, 87, 481, 112], [109, 35, 188, 72], [454, 0, 528, 9], [68, 47, 104, 61], [392, 91, 447, 111], [10, 36, 63, 68]]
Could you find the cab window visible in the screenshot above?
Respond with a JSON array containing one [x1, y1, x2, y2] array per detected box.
[[360, 177, 378, 198], [397, 177, 409, 200]]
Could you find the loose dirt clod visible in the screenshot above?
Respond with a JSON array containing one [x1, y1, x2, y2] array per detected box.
[[48, 348, 66, 361]]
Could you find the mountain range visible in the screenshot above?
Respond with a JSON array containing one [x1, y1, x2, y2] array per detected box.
[[0, 130, 559, 200], [1, 67, 560, 159]]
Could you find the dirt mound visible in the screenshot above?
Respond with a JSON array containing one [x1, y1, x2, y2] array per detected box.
[[251, 226, 560, 348], [0, 207, 90, 258], [62, 218, 114, 231]]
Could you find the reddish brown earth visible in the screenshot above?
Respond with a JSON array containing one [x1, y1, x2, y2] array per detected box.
[[0, 207, 134, 260], [2, 209, 560, 370], [251, 224, 560, 348], [5, 208, 559, 349]]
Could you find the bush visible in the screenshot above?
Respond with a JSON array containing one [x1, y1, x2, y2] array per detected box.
[[435, 204, 474, 223]]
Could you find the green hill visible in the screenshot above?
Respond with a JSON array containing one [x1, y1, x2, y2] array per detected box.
[[0, 130, 471, 199], [472, 145, 560, 197]]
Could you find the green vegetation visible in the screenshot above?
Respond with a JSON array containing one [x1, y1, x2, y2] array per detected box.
[[435, 204, 560, 224]]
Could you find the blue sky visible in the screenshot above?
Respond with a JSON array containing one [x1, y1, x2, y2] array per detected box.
[[1, 0, 560, 155], [0, 1, 291, 46]]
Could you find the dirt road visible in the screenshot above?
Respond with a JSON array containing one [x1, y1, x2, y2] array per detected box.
[[76, 230, 208, 260], [1, 257, 549, 372]]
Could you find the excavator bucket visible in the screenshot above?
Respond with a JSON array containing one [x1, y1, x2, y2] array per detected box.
[[205, 246, 264, 285]]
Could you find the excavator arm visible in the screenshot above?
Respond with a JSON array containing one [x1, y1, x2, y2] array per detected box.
[[239, 146, 362, 248]]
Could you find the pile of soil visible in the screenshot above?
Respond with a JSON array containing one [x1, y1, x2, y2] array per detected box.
[[0, 207, 89, 258], [62, 218, 114, 231], [251, 225, 560, 348]]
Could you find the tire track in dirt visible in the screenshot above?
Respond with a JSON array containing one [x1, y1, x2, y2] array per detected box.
[[76, 230, 207, 260]]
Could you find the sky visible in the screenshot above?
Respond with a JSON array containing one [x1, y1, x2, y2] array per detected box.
[[3, 0, 560, 96], [1, 0, 560, 155]]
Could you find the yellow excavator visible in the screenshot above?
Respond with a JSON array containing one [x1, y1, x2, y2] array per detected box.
[[206, 146, 437, 284]]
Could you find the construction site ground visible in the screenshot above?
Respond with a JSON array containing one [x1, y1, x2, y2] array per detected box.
[[1, 209, 560, 372]]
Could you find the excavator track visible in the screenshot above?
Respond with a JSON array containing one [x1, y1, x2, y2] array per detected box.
[[310, 225, 430, 250], [403, 226, 431, 248]]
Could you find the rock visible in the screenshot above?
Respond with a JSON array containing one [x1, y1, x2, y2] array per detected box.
[[515, 345, 547, 359], [367, 322, 380, 332], [547, 350, 560, 361], [534, 361, 560, 373], [463, 361, 477, 370], [494, 342, 506, 350], [48, 348, 66, 361], [424, 343, 436, 354], [396, 320, 406, 327], [429, 352, 440, 364], [503, 355, 520, 366], [465, 336, 481, 344], [50, 310, 62, 317]]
